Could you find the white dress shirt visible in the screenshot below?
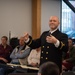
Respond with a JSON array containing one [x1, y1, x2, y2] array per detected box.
[[28, 49, 41, 65]]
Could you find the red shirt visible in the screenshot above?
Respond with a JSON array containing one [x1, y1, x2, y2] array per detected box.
[[0, 44, 12, 61]]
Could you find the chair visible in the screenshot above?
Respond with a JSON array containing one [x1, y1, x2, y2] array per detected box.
[[10, 38, 19, 49]]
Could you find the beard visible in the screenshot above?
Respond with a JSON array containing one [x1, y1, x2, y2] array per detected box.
[[49, 24, 58, 30]]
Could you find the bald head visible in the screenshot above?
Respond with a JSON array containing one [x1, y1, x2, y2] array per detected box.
[[49, 16, 60, 31], [50, 16, 59, 22]]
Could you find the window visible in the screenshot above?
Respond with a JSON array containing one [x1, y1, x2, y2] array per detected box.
[[69, 1, 75, 8], [62, 1, 75, 39]]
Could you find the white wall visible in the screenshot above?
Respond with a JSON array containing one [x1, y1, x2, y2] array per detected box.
[[41, 0, 61, 33], [0, 0, 32, 39], [0, 0, 61, 40]]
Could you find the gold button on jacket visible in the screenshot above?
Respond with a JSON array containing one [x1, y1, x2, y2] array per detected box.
[[46, 57, 48, 60], [46, 52, 48, 54], [47, 46, 49, 48]]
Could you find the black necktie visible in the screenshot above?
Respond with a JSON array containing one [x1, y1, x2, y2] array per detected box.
[[47, 31, 51, 36]]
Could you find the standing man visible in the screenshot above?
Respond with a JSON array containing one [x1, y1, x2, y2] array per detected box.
[[24, 16, 68, 72]]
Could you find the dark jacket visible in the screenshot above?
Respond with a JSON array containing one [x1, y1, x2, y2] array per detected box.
[[26, 29, 68, 72]]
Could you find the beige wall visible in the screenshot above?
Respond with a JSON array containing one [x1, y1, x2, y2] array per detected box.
[[0, 0, 61, 41], [0, 0, 32, 39], [41, 0, 61, 33]]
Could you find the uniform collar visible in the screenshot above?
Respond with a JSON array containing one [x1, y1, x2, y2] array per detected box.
[[49, 28, 58, 34]]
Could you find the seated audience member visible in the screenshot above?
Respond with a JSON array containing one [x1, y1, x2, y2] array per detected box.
[[38, 62, 60, 75], [0, 36, 12, 75], [28, 47, 41, 67], [0, 36, 12, 64], [62, 38, 75, 71], [0, 37, 30, 75], [10, 37, 30, 65]]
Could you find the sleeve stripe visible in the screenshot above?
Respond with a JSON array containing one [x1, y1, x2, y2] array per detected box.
[[60, 42, 65, 49], [28, 40, 32, 46]]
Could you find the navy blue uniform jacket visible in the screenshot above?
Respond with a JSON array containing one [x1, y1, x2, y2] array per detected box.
[[26, 29, 68, 72]]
